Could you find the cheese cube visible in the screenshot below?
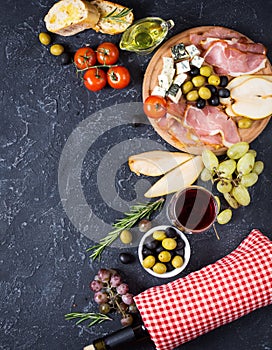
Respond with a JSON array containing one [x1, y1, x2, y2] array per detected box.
[[151, 86, 167, 97], [176, 60, 191, 74], [167, 84, 182, 104], [171, 43, 190, 61], [185, 44, 201, 58], [158, 74, 172, 90], [190, 55, 204, 68], [162, 57, 174, 71], [173, 73, 187, 86]]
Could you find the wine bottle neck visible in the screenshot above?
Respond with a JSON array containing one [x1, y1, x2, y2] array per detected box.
[[88, 324, 149, 350]]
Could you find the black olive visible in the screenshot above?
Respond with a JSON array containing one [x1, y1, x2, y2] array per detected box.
[[209, 95, 220, 106], [165, 262, 175, 272], [219, 75, 228, 87], [145, 239, 159, 250], [196, 98, 206, 109], [142, 246, 153, 258], [155, 245, 165, 254], [58, 52, 71, 65], [206, 84, 218, 95], [165, 227, 179, 239], [176, 248, 185, 257], [189, 66, 200, 76], [218, 88, 230, 98], [119, 252, 134, 264], [176, 238, 185, 250]]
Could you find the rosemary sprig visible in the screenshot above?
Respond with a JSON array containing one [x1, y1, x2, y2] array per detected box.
[[102, 7, 133, 24], [87, 198, 165, 260], [65, 312, 112, 327]]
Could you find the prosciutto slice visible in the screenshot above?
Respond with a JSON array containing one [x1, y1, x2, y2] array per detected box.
[[184, 105, 240, 147], [190, 27, 242, 45], [203, 41, 266, 76], [199, 37, 266, 54]]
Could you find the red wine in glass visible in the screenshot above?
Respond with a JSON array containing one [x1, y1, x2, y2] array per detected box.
[[167, 186, 218, 233]]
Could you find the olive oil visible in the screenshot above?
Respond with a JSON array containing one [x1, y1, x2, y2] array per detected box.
[[120, 17, 174, 54]]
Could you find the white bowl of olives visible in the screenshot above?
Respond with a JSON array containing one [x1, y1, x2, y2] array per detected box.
[[138, 225, 191, 278]]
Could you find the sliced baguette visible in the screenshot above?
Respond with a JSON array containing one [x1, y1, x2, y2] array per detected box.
[[44, 0, 100, 36], [91, 0, 134, 35]]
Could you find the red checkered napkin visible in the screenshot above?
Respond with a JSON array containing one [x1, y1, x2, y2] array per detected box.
[[134, 229, 272, 350]]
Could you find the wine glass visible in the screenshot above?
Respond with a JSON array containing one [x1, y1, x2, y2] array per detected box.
[[167, 186, 218, 234]]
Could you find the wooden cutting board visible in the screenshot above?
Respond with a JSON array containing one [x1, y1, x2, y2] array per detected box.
[[142, 26, 271, 155]]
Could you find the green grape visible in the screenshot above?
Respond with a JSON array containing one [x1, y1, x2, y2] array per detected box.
[[252, 161, 264, 175], [237, 153, 255, 175], [200, 167, 213, 181], [248, 149, 257, 158], [227, 142, 249, 160], [214, 195, 221, 212], [223, 192, 239, 209], [240, 172, 258, 187], [99, 303, 111, 314], [202, 149, 219, 171], [217, 209, 232, 224], [217, 179, 233, 194], [232, 185, 251, 206], [218, 159, 236, 176]]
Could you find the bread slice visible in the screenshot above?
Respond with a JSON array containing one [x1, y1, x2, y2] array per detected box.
[[44, 0, 100, 36], [90, 0, 134, 35]]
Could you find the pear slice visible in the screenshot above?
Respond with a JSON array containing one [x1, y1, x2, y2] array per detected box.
[[128, 150, 193, 176], [227, 74, 272, 90], [144, 156, 204, 198], [231, 77, 272, 119]]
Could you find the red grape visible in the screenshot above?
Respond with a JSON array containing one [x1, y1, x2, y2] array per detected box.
[[116, 283, 129, 295]]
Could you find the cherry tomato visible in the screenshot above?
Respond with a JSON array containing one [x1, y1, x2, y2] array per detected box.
[[74, 47, 96, 70], [107, 66, 130, 89], [143, 96, 167, 119], [84, 68, 107, 92], [96, 42, 119, 65]]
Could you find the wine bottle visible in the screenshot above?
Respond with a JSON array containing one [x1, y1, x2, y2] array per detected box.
[[83, 323, 150, 350]]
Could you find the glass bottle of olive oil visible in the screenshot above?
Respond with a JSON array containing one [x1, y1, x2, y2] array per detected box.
[[120, 17, 174, 55]]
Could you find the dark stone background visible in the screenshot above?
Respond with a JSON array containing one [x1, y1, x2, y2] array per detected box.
[[0, 0, 271, 349]]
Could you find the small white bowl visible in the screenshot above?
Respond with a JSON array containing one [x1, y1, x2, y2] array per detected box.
[[138, 225, 191, 278]]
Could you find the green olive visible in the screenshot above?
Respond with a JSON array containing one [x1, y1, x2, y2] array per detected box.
[[186, 90, 199, 102], [208, 74, 221, 86], [172, 255, 184, 268], [162, 238, 177, 250], [198, 86, 212, 100], [120, 229, 132, 244], [152, 262, 167, 274], [182, 81, 193, 94], [50, 44, 65, 56], [192, 75, 206, 87], [152, 230, 166, 241], [238, 118, 253, 129], [158, 251, 171, 263], [200, 65, 213, 77], [142, 255, 156, 269], [39, 32, 51, 45]]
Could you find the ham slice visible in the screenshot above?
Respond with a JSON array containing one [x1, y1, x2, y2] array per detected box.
[[184, 105, 240, 147], [200, 37, 266, 54], [203, 41, 266, 76], [190, 27, 242, 46]]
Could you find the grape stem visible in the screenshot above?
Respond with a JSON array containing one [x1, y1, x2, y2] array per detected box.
[[106, 283, 127, 318]]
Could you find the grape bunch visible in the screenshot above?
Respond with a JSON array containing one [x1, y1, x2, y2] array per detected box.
[[90, 268, 138, 327], [201, 142, 264, 224]]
